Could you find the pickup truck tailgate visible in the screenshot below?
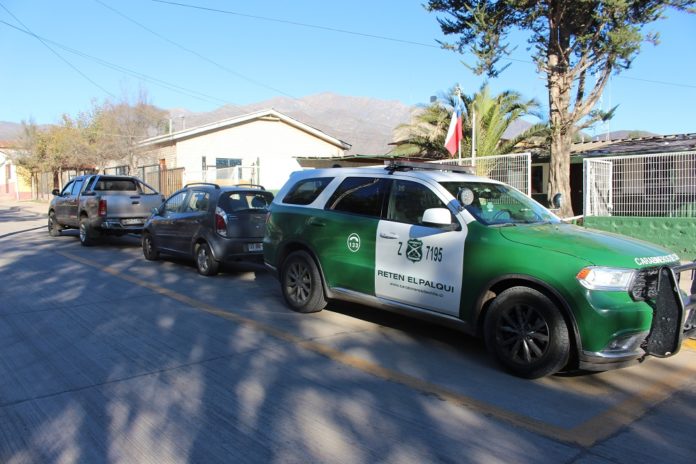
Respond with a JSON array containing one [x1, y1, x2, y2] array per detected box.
[[103, 194, 162, 221]]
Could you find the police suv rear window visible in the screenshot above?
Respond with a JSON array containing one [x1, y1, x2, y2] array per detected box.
[[282, 177, 333, 205]]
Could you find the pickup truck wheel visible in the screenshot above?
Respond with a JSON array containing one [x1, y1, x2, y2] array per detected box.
[[79, 218, 98, 247], [484, 286, 570, 379], [195, 242, 219, 276], [48, 211, 62, 237], [280, 250, 326, 313], [142, 233, 160, 261]]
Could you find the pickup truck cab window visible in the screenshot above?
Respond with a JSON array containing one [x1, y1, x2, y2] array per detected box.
[[61, 181, 74, 196]]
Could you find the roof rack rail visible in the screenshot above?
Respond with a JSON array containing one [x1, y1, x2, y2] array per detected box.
[[234, 183, 266, 190], [184, 182, 220, 189], [384, 160, 474, 175]]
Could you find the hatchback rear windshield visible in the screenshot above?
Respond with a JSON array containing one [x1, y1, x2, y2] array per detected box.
[[219, 191, 274, 213]]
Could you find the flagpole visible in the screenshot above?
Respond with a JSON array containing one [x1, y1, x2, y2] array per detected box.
[[471, 106, 476, 167], [457, 87, 462, 164]]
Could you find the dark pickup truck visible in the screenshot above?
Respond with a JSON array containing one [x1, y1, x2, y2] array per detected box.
[[48, 174, 164, 246]]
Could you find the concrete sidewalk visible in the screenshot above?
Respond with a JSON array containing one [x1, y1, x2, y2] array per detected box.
[[0, 198, 49, 238]]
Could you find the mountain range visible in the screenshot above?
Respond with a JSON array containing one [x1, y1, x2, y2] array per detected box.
[[0, 93, 660, 154]]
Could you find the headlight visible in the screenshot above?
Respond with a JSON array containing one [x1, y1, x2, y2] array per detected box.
[[576, 267, 635, 291]]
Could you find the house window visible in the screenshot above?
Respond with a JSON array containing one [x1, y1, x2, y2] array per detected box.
[[216, 158, 242, 169]]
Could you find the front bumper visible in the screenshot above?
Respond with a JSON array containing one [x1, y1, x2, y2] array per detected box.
[[579, 261, 696, 371]]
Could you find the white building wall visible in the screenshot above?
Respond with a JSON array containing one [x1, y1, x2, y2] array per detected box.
[[175, 118, 345, 190]]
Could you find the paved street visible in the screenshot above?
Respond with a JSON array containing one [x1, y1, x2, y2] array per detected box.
[[1, 199, 695, 463]]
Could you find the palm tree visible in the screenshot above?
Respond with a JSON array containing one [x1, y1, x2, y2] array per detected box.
[[392, 84, 547, 159]]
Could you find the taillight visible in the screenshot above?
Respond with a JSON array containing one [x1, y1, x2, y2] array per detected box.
[[98, 199, 107, 217], [215, 206, 228, 237]]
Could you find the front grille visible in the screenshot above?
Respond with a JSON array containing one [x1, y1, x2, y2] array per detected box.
[[630, 267, 660, 301]]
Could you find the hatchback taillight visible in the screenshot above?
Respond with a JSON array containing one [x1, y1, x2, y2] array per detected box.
[[98, 199, 107, 217], [215, 206, 228, 237]]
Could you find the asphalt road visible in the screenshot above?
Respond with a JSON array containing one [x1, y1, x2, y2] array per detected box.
[[1, 200, 695, 464]]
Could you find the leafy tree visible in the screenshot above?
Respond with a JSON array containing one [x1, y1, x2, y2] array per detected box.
[[89, 91, 168, 173], [426, 0, 694, 216], [392, 84, 546, 158]]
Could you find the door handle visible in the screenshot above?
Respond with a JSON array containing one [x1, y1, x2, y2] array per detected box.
[[308, 217, 326, 227], [379, 232, 399, 239]]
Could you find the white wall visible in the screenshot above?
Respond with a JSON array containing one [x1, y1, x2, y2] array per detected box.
[[175, 118, 346, 190]]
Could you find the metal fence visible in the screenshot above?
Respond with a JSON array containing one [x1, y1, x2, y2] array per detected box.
[[429, 152, 532, 196], [584, 151, 696, 217]]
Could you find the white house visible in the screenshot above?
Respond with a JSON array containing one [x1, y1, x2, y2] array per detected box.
[[139, 109, 351, 190]]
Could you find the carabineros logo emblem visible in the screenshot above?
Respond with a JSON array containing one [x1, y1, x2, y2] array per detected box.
[[406, 238, 423, 263], [347, 233, 361, 252]]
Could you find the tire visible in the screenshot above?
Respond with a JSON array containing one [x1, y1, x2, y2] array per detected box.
[[48, 211, 61, 237], [280, 250, 326, 313], [484, 286, 570, 379], [79, 217, 98, 247], [142, 232, 160, 261], [195, 242, 219, 276]]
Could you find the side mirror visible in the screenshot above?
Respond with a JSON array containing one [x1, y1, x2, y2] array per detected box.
[[422, 208, 452, 227], [51, 189, 60, 196], [152, 207, 161, 216], [552, 193, 563, 209]]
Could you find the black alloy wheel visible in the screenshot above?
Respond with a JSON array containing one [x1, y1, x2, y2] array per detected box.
[[280, 250, 326, 313], [485, 286, 570, 379]]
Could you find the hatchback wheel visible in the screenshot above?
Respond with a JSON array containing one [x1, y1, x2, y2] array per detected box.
[[195, 242, 219, 276], [142, 233, 160, 261], [484, 286, 570, 379], [280, 250, 326, 313]]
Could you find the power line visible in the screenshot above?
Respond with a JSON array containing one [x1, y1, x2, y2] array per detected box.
[[0, 19, 235, 106], [0, 2, 116, 98], [152, 0, 441, 49], [152, 0, 696, 91], [94, 0, 295, 98]]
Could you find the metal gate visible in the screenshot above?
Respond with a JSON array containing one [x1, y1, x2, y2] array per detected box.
[[430, 152, 532, 196], [584, 159, 613, 216]]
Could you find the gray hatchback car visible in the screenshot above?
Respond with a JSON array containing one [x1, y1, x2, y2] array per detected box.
[[142, 183, 273, 275]]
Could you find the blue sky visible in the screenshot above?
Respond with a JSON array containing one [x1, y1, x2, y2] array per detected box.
[[1, 0, 695, 137]]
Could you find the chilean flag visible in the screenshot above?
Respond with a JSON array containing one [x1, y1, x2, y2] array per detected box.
[[444, 97, 463, 157]]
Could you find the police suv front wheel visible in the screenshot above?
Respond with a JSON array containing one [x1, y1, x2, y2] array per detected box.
[[280, 250, 326, 313], [484, 286, 570, 379]]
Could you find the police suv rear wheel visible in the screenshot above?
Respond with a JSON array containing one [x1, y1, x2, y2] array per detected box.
[[281, 250, 326, 313], [484, 286, 570, 379]]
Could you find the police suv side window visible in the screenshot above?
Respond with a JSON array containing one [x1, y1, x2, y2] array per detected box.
[[387, 180, 452, 225], [283, 177, 333, 205], [327, 177, 386, 217]]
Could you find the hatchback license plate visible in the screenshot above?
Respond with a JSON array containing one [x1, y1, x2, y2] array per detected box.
[[248, 243, 263, 252], [121, 218, 143, 225]]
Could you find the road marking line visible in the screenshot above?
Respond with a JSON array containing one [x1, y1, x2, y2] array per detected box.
[[684, 339, 696, 351], [56, 250, 696, 448]]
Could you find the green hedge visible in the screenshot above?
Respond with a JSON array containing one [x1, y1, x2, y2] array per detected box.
[[584, 216, 696, 259]]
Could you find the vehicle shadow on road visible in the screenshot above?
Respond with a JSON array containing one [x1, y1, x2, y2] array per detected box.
[[1, 233, 695, 463]]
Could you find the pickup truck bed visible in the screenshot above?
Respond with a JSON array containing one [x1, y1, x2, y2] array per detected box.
[[48, 174, 164, 246]]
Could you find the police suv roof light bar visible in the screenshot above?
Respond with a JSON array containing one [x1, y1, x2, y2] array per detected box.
[[384, 160, 474, 175]]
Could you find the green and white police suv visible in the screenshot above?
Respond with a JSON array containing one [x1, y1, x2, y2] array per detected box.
[[263, 162, 696, 378]]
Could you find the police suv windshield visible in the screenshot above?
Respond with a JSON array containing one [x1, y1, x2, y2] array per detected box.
[[440, 182, 560, 226]]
